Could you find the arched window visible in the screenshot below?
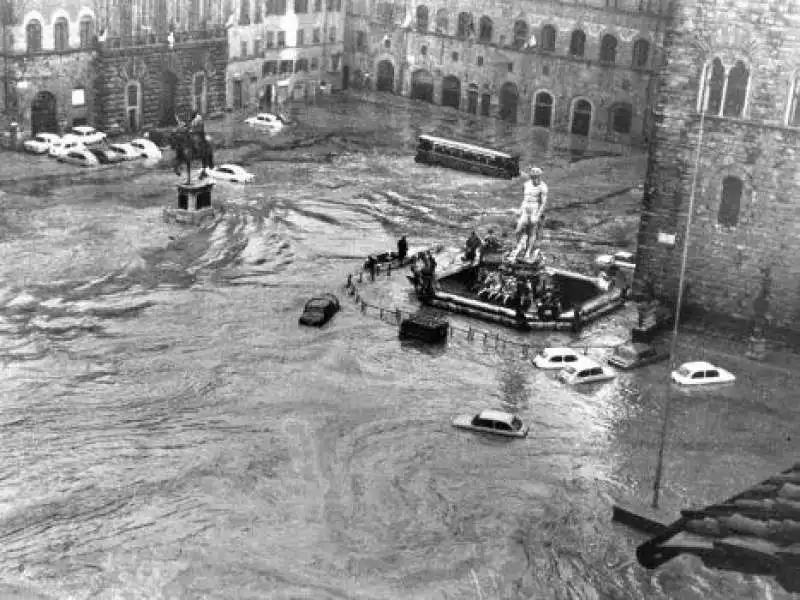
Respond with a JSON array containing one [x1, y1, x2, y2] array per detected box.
[[632, 39, 650, 68], [540, 25, 556, 52], [569, 30, 585, 57], [718, 176, 743, 227], [610, 103, 633, 134], [457, 12, 473, 38], [26, 19, 42, 52], [478, 16, 492, 43], [416, 6, 428, 32], [787, 71, 800, 127], [79, 16, 95, 48], [240, 0, 250, 25], [724, 60, 749, 117], [513, 20, 528, 49], [599, 34, 617, 64], [54, 17, 69, 51], [435, 9, 448, 34], [699, 57, 750, 118]]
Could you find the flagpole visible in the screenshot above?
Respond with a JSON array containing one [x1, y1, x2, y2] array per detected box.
[[650, 69, 708, 510]]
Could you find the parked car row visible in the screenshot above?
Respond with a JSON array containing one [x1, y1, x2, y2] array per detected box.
[[24, 127, 162, 167]]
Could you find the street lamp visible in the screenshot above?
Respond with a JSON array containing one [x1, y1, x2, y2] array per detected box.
[[650, 63, 710, 509]]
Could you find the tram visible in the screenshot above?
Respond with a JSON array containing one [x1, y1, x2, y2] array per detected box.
[[414, 135, 521, 179]]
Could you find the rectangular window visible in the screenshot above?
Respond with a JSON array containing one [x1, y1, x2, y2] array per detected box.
[[335, 0, 341, 10], [254, 40, 262, 56], [313, 28, 321, 43], [79, 18, 94, 48], [356, 30, 365, 50], [266, 32, 274, 47], [255, 0, 262, 22], [262, 61, 277, 76], [314, 0, 321, 11], [328, 26, 336, 42], [294, 0, 308, 13], [72, 89, 86, 107], [240, 0, 250, 24], [277, 31, 286, 47], [279, 60, 294, 74], [240, 40, 248, 57], [276, 0, 287, 14], [296, 58, 309, 72], [311, 57, 318, 70], [332, 54, 340, 71], [297, 29, 304, 46], [326, 0, 334, 10]]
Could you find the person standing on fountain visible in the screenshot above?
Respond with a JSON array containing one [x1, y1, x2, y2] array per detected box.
[[510, 166, 548, 261], [397, 236, 408, 262]]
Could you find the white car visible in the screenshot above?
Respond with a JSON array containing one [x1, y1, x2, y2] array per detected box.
[[245, 112, 284, 131], [533, 347, 582, 369], [23, 132, 61, 154], [108, 143, 142, 161], [129, 138, 162, 159], [57, 147, 99, 167], [452, 409, 528, 438], [671, 361, 736, 386], [204, 164, 254, 183], [595, 250, 636, 273], [49, 135, 85, 158], [70, 125, 106, 145], [558, 358, 616, 385]]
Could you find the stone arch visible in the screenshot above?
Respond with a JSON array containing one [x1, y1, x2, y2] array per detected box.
[[77, 6, 97, 20], [376, 58, 395, 92], [125, 80, 142, 132], [466, 82, 479, 114], [50, 8, 71, 25], [532, 88, 555, 128], [31, 90, 58, 135], [21, 11, 47, 28], [569, 96, 593, 136], [499, 80, 519, 122], [441, 74, 461, 109], [410, 68, 434, 103], [608, 101, 633, 134], [718, 175, 743, 227], [540, 24, 557, 52]]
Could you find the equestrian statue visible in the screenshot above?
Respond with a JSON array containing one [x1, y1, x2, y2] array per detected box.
[[172, 111, 215, 185]]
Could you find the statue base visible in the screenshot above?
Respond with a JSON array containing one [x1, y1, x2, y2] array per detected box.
[[163, 206, 215, 226], [163, 181, 215, 226]]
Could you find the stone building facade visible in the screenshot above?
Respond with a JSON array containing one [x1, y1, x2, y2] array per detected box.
[[633, 4, 800, 333], [0, 0, 100, 133], [343, 0, 671, 145], [225, 0, 347, 110], [92, 1, 227, 132]]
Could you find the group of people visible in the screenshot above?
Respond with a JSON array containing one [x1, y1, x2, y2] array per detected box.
[[409, 249, 438, 297], [462, 228, 502, 263]]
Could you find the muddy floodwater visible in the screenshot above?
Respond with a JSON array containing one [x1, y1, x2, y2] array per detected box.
[[0, 93, 797, 599]]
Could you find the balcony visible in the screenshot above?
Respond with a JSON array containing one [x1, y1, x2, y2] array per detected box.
[[99, 26, 227, 51]]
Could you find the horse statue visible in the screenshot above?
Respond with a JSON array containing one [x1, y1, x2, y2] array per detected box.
[[171, 113, 214, 185]]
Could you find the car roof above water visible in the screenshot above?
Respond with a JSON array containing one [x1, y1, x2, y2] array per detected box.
[[477, 409, 517, 425]]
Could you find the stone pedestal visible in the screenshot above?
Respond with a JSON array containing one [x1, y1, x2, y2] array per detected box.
[[163, 182, 215, 226], [746, 335, 768, 361]]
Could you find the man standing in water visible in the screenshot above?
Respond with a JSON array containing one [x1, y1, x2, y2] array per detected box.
[[510, 166, 548, 261]]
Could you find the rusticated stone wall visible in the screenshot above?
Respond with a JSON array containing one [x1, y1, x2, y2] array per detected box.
[[633, 8, 800, 333], [94, 38, 228, 132]]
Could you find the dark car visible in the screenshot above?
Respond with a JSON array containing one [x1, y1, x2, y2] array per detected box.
[[607, 342, 669, 370], [88, 147, 125, 164], [299, 293, 340, 327]]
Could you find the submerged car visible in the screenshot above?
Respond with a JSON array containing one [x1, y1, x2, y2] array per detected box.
[[205, 164, 254, 183], [671, 361, 735, 386], [88, 147, 125, 164], [48, 135, 84, 158], [452, 409, 528, 438], [607, 342, 669, 370], [299, 293, 340, 327], [23, 132, 60, 154], [57, 148, 99, 167], [533, 347, 582, 369], [109, 142, 142, 161], [245, 112, 284, 131], [558, 358, 616, 385], [70, 125, 107, 145], [130, 137, 163, 159]]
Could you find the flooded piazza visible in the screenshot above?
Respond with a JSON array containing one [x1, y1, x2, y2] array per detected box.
[[0, 93, 797, 599]]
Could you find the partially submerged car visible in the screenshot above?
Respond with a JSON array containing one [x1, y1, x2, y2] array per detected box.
[[595, 250, 636, 273], [671, 361, 735, 386], [23, 132, 60, 154], [70, 125, 107, 145], [130, 137, 163, 159], [57, 148, 100, 167], [205, 163, 255, 183], [533, 347, 582, 369], [88, 147, 125, 164], [245, 112, 284, 131], [299, 293, 340, 327], [558, 358, 616, 385], [607, 342, 669, 370], [452, 409, 528, 438]]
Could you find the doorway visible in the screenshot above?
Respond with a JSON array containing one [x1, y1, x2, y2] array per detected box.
[[31, 91, 57, 135]]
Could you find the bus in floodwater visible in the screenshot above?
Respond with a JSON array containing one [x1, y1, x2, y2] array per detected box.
[[414, 134, 521, 179]]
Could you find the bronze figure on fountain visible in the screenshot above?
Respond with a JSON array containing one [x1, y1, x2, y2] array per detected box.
[[171, 111, 215, 184]]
